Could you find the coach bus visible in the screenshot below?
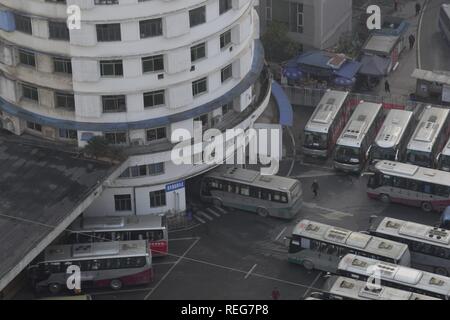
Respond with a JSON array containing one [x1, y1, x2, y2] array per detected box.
[[68, 215, 168, 256], [337, 254, 450, 299], [367, 109, 414, 164], [302, 90, 352, 158], [366, 160, 450, 212], [286, 219, 410, 273], [439, 4, 450, 45], [437, 137, 450, 172], [200, 166, 303, 219], [316, 276, 440, 300], [28, 240, 152, 294], [406, 106, 450, 168], [368, 216, 450, 276], [333, 101, 384, 173]]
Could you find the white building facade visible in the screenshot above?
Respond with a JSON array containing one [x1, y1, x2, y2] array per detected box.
[[0, 0, 271, 217]]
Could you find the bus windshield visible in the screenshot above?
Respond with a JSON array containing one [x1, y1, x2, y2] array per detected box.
[[406, 150, 432, 167], [440, 155, 450, 171], [371, 146, 396, 162], [335, 146, 361, 164], [304, 131, 328, 150]]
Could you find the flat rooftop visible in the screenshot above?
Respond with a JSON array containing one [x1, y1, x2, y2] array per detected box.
[[0, 131, 120, 292]]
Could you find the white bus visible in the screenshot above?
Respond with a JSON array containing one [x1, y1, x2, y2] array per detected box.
[[200, 166, 303, 219], [316, 276, 440, 300], [366, 160, 450, 212], [406, 106, 450, 168], [437, 137, 450, 172], [333, 101, 384, 173], [28, 240, 152, 295], [337, 254, 450, 300], [368, 216, 450, 276], [303, 90, 352, 158], [367, 109, 415, 164], [68, 215, 169, 256], [287, 219, 410, 273], [439, 4, 450, 45]]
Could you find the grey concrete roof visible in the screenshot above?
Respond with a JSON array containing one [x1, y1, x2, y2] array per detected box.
[[0, 131, 119, 291]]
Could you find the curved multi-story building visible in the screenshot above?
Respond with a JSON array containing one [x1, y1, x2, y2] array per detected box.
[[0, 0, 271, 216]]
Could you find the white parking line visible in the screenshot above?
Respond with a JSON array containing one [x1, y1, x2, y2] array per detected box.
[[92, 286, 154, 297], [193, 215, 206, 224], [145, 238, 200, 300], [214, 206, 227, 214], [303, 202, 354, 220], [244, 264, 258, 279], [206, 208, 221, 217], [302, 272, 323, 299], [197, 211, 213, 221], [275, 227, 287, 241], [169, 237, 201, 242]]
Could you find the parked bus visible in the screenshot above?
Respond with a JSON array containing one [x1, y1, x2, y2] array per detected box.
[[337, 254, 450, 300], [406, 106, 450, 168], [439, 4, 450, 45], [367, 109, 414, 164], [333, 101, 384, 173], [287, 219, 410, 273], [368, 216, 450, 276], [437, 137, 450, 172], [317, 276, 440, 300], [200, 166, 303, 219], [28, 240, 152, 294], [303, 90, 352, 158], [68, 215, 168, 256], [366, 160, 450, 212]]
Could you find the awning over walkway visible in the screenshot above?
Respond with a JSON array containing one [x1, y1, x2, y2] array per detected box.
[[359, 55, 391, 77], [271, 81, 293, 127]]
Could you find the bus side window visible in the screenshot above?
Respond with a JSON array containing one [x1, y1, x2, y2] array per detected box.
[[240, 186, 250, 196], [260, 189, 270, 201], [393, 177, 406, 188], [310, 240, 320, 251], [406, 180, 419, 192], [422, 183, 433, 194], [382, 175, 392, 186], [435, 185, 450, 198], [250, 187, 259, 198], [281, 193, 288, 203]]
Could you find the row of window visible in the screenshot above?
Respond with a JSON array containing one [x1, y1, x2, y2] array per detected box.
[[26, 121, 78, 140], [119, 162, 165, 179], [70, 230, 164, 243], [114, 190, 166, 211], [376, 174, 450, 198], [17, 49, 72, 74]]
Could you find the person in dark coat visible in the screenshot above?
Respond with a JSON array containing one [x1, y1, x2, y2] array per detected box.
[[409, 34, 416, 50], [311, 180, 319, 198], [415, 2, 421, 16], [384, 80, 391, 94]]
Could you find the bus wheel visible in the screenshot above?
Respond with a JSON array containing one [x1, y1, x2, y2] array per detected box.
[[48, 283, 61, 295], [435, 267, 448, 276], [212, 199, 222, 208], [379, 194, 391, 204], [110, 279, 123, 290], [257, 207, 269, 218], [302, 260, 314, 271], [421, 202, 433, 212]]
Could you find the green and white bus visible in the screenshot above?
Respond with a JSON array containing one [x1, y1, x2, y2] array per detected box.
[[200, 166, 303, 219]]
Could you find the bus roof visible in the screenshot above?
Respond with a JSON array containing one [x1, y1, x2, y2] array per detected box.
[[325, 276, 439, 300], [69, 214, 165, 233], [371, 216, 450, 247], [336, 101, 383, 148], [304, 90, 349, 133], [43, 240, 149, 263], [338, 254, 450, 297], [407, 107, 449, 153], [293, 219, 408, 260], [374, 160, 450, 187], [374, 109, 413, 149], [204, 166, 299, 192]]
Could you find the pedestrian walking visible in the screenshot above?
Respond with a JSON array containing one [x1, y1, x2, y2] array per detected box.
[[272, 287, 280, 300], [311, 179, 319, 199], [394, 0, 399, 12], [384, 80, 391, 94], [415, 2, 421, 17], [409, 34, 416, 50]]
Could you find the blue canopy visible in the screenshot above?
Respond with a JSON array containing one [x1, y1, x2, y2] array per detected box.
[[334, 77, 355, 86], [334, 61, 362, 80], [283, 66, 303, 80], [271, 81, 293, 127]]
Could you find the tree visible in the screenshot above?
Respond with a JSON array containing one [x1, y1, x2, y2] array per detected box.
[[261, 22, 302, 62], [83, 136, 125, 162]]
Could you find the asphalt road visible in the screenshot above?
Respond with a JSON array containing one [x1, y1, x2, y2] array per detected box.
[[418, 0, 450, 71]]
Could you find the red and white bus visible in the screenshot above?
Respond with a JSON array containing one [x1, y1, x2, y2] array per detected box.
[[67, 215, 168, 256], [366, 160, 450, 212], [28, 240, 152, 294]]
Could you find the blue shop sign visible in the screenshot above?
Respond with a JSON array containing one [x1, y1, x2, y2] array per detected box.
[[166, 181, 185, 192]]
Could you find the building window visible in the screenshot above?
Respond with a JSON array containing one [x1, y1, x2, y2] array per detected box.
[[220, 30, 232, 49], [27, 121, 42, 132], [18, 49, 36, 67], [194, 114, 209, 129], [96, 23, 121, 42], [95, 0, 119, 4], [191, 43, 206, 62], [105, 132, 127, 144], [139, 18, 163, 38], [53, 57, 72, 74], [146, 127, 167, 142], [100, 60, 123, 77], [142, 55, 164, 73], [143, 90, 165, 108], [189, 6, 206, 27], [15, 14, 32, 34], [192, 77, 207, 96], [55, 92, 75, 110], [290, 3, 303, 33], [119, 162, 165, 179], [59, 128, 77, 140], [21, 84, 39, 102], [102, 95, 126, 113], [48, 21, 70, 40], [219, 0, 233, 14], [150, 190, 166, 207], [148, 162, 165, 175], [266, 0, 272, 22], [114, 194, 132, 211], [221, 64, 232, 83], [222, 101, 233, 115]]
